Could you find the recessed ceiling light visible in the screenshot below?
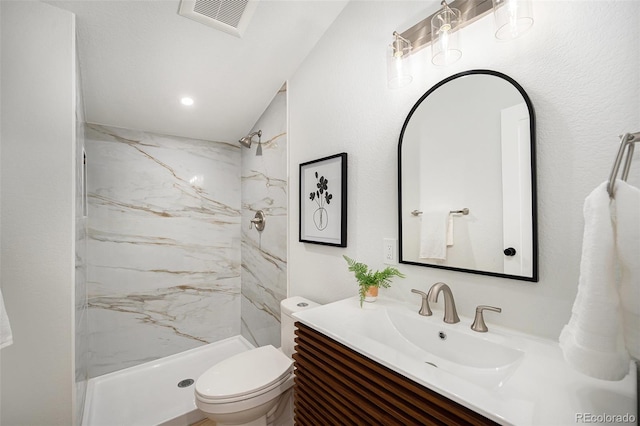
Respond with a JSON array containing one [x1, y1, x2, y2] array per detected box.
[[180, 97, 194, 106]]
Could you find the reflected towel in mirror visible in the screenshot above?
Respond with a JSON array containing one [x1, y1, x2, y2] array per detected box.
[[419, 210, 450, 260]]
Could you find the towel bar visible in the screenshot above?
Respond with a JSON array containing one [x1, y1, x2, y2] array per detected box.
[[411, 208, 469, 216]]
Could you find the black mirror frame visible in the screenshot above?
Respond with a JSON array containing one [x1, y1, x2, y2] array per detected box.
[[397, 69, 539, 282]]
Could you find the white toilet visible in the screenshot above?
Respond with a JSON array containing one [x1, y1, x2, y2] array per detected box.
[[195, 296, 319, 426]]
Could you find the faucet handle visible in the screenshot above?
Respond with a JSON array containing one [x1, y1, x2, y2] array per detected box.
[[411, 289, 432, 316], [249, 210, 266, 231], [471, 305, 502, 333]]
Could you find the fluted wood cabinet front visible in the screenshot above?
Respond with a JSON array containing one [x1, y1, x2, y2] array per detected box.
[[292, 322, 497, 425]]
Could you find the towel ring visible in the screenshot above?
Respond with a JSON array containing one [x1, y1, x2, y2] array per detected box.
[[607, 132, 640, 197]]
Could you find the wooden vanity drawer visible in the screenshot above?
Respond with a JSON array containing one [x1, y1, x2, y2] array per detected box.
[[292, 321, 498, 425]]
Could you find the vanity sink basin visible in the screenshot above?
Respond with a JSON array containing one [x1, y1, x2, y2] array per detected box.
[[296, 297, 525, 389], [351, 305, 525, 388], [385, 306, 524, 370]]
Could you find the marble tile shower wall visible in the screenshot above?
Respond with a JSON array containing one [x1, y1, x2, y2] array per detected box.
[[241, 84, 288, 347], [75, 61, 88, 423], [85, 124, 241, 377]]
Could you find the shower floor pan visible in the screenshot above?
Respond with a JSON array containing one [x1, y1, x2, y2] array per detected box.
[[82, 336, 254, 426]]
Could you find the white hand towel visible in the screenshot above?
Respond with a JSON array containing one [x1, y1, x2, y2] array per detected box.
[[613, 180, 640, 360], [559, 181, 630, 380], [0, 289, 13, 349], [446, 213, 454, 247], [419, 210, 449, 260]]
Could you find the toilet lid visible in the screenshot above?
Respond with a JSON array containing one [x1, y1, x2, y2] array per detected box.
[[195, 345, 293, 401]]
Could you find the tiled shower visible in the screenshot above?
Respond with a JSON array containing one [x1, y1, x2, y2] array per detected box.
[[81, 85, 287, 378], [241, 84, 288, 347]]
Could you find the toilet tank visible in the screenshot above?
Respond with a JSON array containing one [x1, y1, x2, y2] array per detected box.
[[280, 296, 319, 359]]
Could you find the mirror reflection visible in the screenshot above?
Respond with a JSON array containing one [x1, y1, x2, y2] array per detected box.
[[398, 70, 538, 281]]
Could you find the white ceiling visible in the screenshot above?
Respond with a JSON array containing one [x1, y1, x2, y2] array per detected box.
[[49, 0, 349, 143]]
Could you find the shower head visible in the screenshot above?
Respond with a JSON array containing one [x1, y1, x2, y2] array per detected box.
[[239, 130, 262, 148]]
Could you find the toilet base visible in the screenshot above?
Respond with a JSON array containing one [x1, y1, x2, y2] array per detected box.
[[199, 388, 293, 426], [201, 397, 276, 426], [267, 388, 293, 426]]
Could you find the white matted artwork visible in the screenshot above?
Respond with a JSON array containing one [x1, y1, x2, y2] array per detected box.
[[299, 153, 347, 247]]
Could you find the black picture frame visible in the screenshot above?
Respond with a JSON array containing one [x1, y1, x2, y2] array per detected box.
[[299, 153, 347, 247]]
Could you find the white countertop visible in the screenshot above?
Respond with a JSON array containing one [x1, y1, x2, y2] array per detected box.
[[293, 296, 638, 426]]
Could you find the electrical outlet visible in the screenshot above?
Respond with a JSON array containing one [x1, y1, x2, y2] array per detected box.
[[383, 238, 397, 264]]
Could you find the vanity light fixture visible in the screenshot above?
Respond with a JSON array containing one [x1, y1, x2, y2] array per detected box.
[[387, 31, 413, 89], [492, 0, 534, 40], [387, 0, 534, 86], [431, 1, 462, 66]]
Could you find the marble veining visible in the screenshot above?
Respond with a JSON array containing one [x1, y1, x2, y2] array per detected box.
[[89, 284, 239, 343], [243, 236, 286, 273], [243, 170, 287, 193], [85, 87, 286, 375], [241, 84, 288, 348], [86, 123, 241, 377]]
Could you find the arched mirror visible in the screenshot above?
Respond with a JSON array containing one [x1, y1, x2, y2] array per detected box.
[[398, 70, 538, 281]]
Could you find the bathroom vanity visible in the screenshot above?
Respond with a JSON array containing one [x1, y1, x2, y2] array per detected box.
[[292, 297, 637, 425], [293, 321, 496, 424]]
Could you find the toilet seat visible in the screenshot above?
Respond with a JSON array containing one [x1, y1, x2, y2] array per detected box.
[[195, 345, 293, 403]]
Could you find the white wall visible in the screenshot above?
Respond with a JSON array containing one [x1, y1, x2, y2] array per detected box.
[[1, 2, 76, 424], [289, 1, 640, 340]]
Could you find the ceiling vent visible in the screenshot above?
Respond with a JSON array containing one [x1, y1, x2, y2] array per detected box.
[[178, 0, 259, 38]]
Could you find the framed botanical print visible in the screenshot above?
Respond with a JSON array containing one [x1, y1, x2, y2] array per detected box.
[[299, 153, 347, 247]]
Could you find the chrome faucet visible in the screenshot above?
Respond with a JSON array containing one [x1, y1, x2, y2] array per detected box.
[[427, 282, 460, 324]]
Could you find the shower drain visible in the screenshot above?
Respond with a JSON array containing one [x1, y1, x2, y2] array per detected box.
[[177, 379, 195, 388]]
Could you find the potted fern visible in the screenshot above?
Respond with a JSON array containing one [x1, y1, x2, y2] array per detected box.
[[343, 255, 405, 306]]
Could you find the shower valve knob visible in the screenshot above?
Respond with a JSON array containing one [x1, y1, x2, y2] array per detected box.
[[250, 210, 266, 232]]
